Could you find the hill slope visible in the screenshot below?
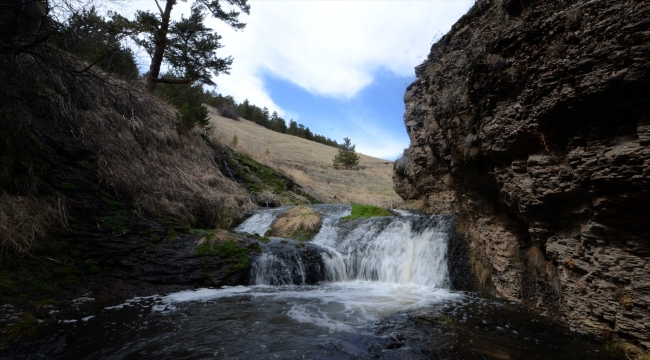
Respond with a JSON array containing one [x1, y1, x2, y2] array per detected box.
[[208, 108, 401, 207]]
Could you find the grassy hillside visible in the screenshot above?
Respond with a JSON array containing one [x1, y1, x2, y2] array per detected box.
[[208, 107, 401, 207]]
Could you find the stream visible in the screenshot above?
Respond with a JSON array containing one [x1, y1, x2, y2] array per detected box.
[[2, 205, 614, 359]]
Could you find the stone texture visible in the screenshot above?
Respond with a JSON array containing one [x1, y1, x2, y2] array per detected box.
[[394, 0, 650, 346]]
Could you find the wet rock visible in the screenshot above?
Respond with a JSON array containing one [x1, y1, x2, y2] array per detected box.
[[394, 0, 650, 346]]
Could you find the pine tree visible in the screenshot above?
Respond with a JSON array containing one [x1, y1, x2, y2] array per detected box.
[[156, 73, 209, 129], [111, 0, 250, 94], [333, 137, 360, 170]]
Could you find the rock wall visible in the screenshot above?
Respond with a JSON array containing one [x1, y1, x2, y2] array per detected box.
[[394, 0, 650, 346]]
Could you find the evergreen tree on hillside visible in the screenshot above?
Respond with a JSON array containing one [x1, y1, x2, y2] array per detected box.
[[204, 90, 235, 108], [60, 7, 139, 80], [156, 73, 209, 129], [333, 138, 360, 170], [270, 111, 287, 133], [288, 120, 299, 135], [111, 0, 250, 94]]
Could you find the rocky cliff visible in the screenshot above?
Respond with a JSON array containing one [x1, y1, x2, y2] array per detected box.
[[394, 0, 650, 346]]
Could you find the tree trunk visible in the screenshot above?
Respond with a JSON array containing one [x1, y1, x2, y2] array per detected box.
[[145, 0, 176, 94], [156, 77, 195, 85]]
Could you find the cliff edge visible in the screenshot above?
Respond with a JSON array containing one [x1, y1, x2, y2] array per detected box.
[[394, 0, 650, 346]]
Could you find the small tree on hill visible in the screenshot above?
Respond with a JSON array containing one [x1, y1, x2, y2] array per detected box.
[[333, 137, 360, 170]]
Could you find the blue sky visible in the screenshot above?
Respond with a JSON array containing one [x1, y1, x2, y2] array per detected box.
[[122, 1, 475, 160], [262, 70, 413, 158]]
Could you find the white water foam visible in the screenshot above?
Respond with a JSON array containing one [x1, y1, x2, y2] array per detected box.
[[162, 286, 252, 303], [154, 282, 459, 333], [392, 209, 413, 217], [235, 207, 290, 235], [281, 281, 457, 332]]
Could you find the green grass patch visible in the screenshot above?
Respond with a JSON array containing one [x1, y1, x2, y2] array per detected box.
[[96, 188, 124, 208], [342, 204, 392, 220], [60, 182, 76, 190], [7, 313, 37, 336], [103, 210, 128, 233], [197, 241, 250, 272], [288, 230, 313, 243], [223, 152, 319, 205], [0, 274, 15, 295], [0, 254, 80, 298], [84, 260, 101, 275]]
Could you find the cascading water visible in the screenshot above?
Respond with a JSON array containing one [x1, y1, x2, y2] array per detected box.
[[240, 205, 453, 288], [234, 206, 290, 235]]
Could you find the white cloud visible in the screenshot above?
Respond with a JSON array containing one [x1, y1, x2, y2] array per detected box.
[[208, 1, 474, 110]]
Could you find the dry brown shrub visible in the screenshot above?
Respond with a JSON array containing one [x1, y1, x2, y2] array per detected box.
[[270, 206, 321, 238], [201, 174, 220, 188], [0, 193, 66, 254], [454, 213, 471, 236], [606, 341, 650, 360], [621, 293, 634, 310], [566, 257, 576, 269], [525, 246, 545, 271], [507, 243, 520, 258], [470, 247, 492, 288], [545, 261, 562, 295]]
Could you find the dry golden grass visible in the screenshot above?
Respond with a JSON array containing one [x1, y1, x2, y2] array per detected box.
[[0, 193, 67, 254], [44, 69, 256, 226], [270, 206, 321, 238], [208, 108, 401, 207]]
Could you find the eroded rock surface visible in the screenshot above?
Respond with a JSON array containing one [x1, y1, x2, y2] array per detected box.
[[394, 0, 650, 346]]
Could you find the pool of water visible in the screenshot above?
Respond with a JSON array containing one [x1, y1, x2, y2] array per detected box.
[[2, 282, 614, 360]]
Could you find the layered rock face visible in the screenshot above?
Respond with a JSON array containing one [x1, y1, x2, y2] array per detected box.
[[394, 0, 650, 346]]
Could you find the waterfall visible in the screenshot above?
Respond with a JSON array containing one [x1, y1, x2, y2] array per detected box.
[[238, 205, 453, 288], [251, 252, 307, 285], [234, 207, 290, 235]]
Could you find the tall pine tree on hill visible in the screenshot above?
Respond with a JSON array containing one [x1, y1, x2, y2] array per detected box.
[[111, 0, 250, 94]]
